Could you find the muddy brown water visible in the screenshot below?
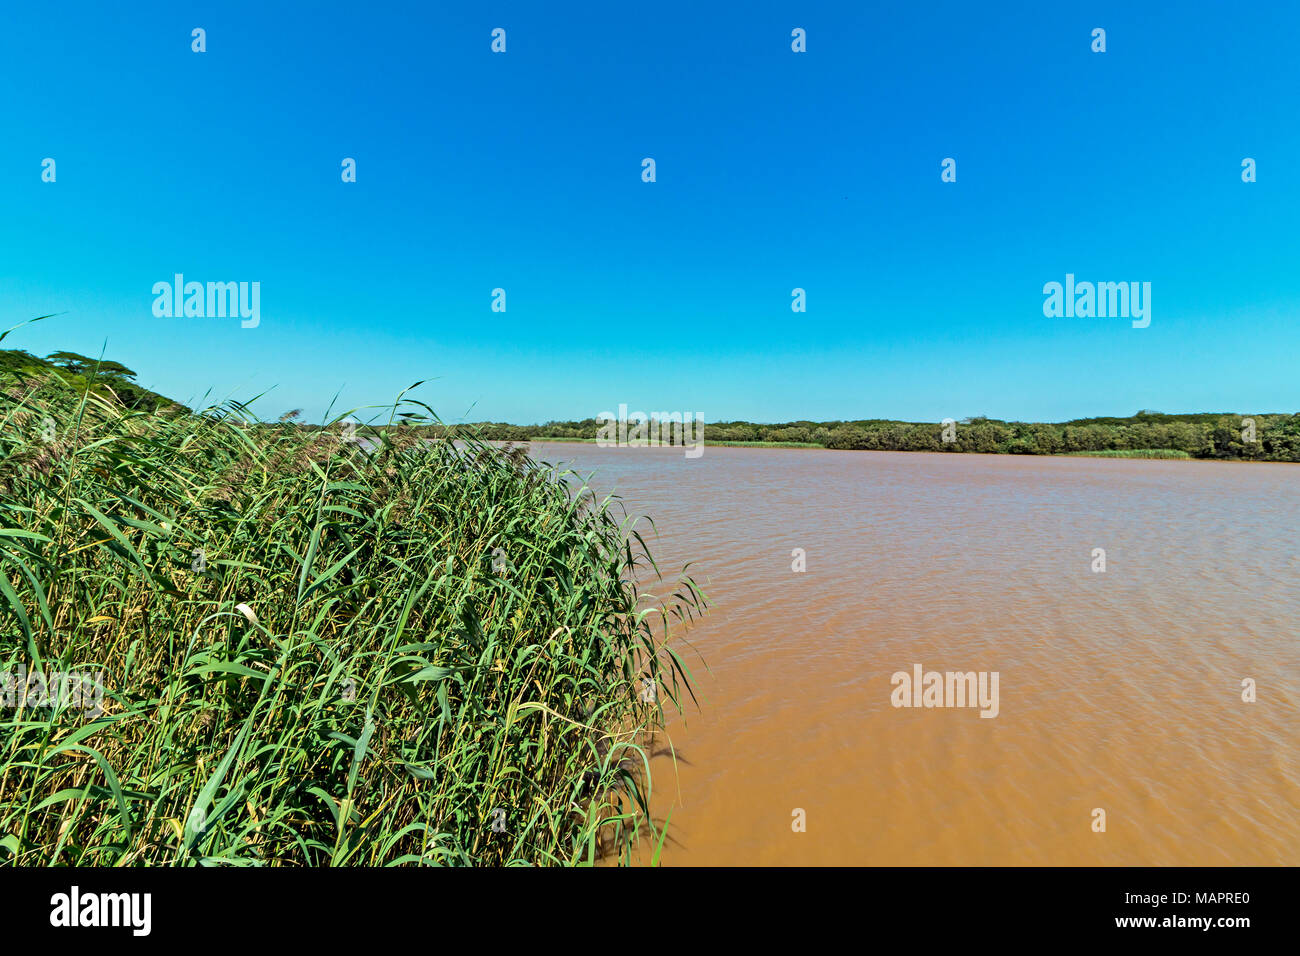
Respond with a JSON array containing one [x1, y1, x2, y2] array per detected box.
[[527, 442, 1299, 865]]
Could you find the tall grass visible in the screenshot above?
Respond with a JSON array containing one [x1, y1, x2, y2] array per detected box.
[[1064, 448, 1192, 459], [0, 357, 704, 866]]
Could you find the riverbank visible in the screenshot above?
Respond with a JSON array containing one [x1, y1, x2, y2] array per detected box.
[[457, 410, 1300, 462], [525, 436, 823, 449], [520, 437, 1261, 461]]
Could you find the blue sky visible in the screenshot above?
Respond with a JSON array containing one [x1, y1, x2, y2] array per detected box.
[[2, 1, 1298, 425]]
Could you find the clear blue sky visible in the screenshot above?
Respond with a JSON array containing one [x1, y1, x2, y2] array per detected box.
[[2, 1, 1297, 425]]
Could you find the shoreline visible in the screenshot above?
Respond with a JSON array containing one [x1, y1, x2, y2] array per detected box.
[[513, 437, 1285, 462]]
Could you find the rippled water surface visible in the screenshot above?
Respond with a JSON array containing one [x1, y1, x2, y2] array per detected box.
[[529, 442, 1299, 865]]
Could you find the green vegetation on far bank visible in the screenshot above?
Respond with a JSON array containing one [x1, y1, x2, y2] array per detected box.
[[11, 343, 1283, 461], [456, 411, 1300, 462], [524, 435, 823, 449]]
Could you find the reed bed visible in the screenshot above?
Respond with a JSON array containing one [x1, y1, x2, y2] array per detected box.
[[1064, 448, 1192, 459], [0, 353, 704, 866]]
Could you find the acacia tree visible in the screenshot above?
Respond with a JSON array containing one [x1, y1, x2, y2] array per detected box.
[[45, 351, 138, 381]]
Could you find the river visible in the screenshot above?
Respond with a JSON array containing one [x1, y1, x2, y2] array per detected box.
[[528, 442, 1299, 865]]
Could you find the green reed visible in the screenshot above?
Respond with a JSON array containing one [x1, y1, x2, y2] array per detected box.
[[0, 360, 704, 866], [1064, 448, 1192, 459]]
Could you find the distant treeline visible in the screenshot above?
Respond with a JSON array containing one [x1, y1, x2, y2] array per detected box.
[[434, 411, 1300, 461], [8, 346, 1293, 462]]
